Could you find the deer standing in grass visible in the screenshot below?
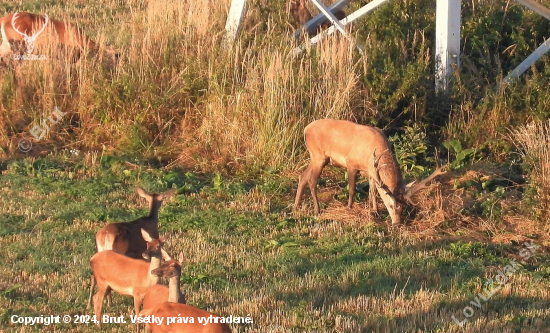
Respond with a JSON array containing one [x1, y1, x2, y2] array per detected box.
[[139, 256, 232, 333], [94, 187, 175, 258], [142, 252, 187, 312], [0, 12, 117, 63], [89, 229, 170, 332], [90, 187, 175, 307], [294, 119, 446, 225]]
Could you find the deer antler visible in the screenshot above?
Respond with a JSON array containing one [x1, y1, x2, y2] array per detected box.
[[11, 12, 29, 38], [403, 161, 447, 205]]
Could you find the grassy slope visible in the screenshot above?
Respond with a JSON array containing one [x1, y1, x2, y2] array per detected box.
[[0, 158, 549, 332]]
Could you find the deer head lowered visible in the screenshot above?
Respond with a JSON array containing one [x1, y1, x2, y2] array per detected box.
[[294, 119, 447, 225]]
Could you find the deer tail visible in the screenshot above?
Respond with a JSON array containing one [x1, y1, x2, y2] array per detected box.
[[95, 232, 115, 252], [1, 20, 8, 46]]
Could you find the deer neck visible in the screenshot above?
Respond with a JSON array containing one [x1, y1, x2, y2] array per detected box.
[[168, 274, 181, 303], [147, 200, 161, 221], [376, 154, 404, 190], [148, 256, 162, 286]]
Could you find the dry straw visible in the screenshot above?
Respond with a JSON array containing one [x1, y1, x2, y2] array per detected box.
[[512, 119, 550, 219]]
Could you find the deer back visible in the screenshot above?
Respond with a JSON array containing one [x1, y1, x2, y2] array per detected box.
[[95, 217, 159, 259], [142, 282, 186, 312], [142, 303, 232, 333], [304, 119, 403, 188], [90, 251, 153, 296], [1, 12, 96, 50]]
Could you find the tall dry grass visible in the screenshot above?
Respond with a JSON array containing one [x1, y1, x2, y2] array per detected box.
[[512, 120, 550, 220], [196, 35, 360, 169], [3, 0, 544, 173], [0, 0, 363, 171]]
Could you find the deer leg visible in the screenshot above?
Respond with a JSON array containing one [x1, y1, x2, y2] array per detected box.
[[347, 169, 358, 208], [106, 287, 113, 307], [93, 284, 108, 327], [87, 275, 95, 309], [134, 295, 143, 332], [294, 165, 311, 210], [308, 161, 326, 215], [369, 177, 378, 214]]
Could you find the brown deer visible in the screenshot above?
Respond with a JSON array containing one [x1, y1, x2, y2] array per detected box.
[[89, 229, 170, 332], [290, 0, 346, 31], [142, 252, 186, 312], [95, 187, 175, 259], [91, 187, 175, 307], [0, 12, 118, 63], [139, 257, 232, 333], [294, 119, 447, 225]]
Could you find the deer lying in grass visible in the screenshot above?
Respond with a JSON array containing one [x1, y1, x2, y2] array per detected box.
[[142, 252, 187, 312], [294, 119, 447, 225], [0, 12, 118, 64], [91, 187, 175, 307], [89, 229, 170, 332], [139, 256, 232, 333], [290, 0, 346, 32]]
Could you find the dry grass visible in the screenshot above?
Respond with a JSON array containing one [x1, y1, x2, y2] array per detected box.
[[0, 0, 363, 172], [512, 119, 550, 220]]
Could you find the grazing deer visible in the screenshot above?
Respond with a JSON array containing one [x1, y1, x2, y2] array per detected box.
[[290, 0, 346, 31], [294, 119, 447, 225], [0, 12, 117, 63], [89, 229, 170, 331], [142, 252, 186, 312], [139, 256, 232, 333]]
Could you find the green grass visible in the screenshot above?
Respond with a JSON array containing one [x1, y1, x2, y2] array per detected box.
[[1, 157, 550, 332]]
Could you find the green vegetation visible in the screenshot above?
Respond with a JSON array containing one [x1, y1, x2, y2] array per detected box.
[[1, 0, 550, 331], [0, 158, 549, 332]]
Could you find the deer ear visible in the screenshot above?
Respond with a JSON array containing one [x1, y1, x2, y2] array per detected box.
[[159, 234, 170, 243], [178, 252, 184, 263], [159, 188, 176, 200], [161, 249, 172, 260], [141, 229, 153, 242], [136, 187, 149, 199]]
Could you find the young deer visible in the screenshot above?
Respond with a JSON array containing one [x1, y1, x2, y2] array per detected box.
[[95, 187, 175, 259], [139, 257, 232, 333], [294, 119, 447, 225], [0, 12, 118, 64], [91, 187, 175, 307], [142, 252, 186, 312], [89, 229, 170, 332]]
